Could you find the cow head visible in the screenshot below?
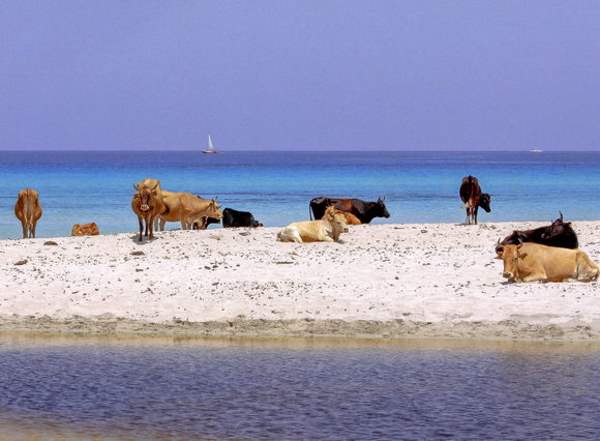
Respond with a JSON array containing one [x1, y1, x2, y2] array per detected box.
[[375, 197, 391, 218], [133, 182, 159, 212], [501, 244, 526, 282], [540, 211, 572, 240], [324, 206, 348, 240], [206, 199, 223, 219], [479, 193, 492, 213]]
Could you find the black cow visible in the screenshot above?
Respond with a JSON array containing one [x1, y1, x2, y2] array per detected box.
[[496, 212, 578, 254], [192, 217, 220, 230], [222, 208, 263, 228], [459, 176, 491, 225], [309, 197, 390, 224]]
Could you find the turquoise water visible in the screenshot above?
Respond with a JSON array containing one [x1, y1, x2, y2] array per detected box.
[[1, 150, 599, 238], [1, 341, 599, 440]]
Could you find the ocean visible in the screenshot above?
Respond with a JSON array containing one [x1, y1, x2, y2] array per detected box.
[[0, 150, 599, 239]]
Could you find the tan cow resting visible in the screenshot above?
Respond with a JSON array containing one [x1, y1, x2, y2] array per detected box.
[[277, 206, 347, 243], [71, 223, 100, 236], [158, 192, 222, 231], [501, 243, 599, 283], [335, 210, 361, 225], [14, 188, 43, 239]]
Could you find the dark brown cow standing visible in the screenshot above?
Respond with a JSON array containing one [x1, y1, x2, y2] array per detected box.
[[459, 176, 491, 225]]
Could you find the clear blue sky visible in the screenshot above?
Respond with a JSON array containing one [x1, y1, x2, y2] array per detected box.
[[1, 1, 600, 150]]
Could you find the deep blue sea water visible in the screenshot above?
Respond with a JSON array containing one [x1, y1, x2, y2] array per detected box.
[[0, 150, 599, 238], [1, 341, 600, 440]]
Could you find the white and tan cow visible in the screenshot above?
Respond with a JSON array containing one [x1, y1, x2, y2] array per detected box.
[[277, 206, 347, 243], [501, 243, 599, 283]]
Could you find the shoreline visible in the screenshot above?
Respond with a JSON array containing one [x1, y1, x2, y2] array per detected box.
[[2, 221, 600, 343], [0, 315, 597, 342]]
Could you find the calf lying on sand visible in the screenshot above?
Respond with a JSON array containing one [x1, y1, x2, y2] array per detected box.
[[335, 210, 361, 225], [501, 243, 599, 283], [277, 206, 347, 243], [222, 208, 263, 228], [71, 223, 100, 236]]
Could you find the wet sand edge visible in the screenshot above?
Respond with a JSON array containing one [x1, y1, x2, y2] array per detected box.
[[0, 315, 598, 345]]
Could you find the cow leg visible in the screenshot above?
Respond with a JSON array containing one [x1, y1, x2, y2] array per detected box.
[[138, 217, 144, 242], [292, 230, 303, 243], [144, 217, 149, 238], [521, 274, 547, 283], [465, 208, 470, 225], [473, 206, 479, 225], [149, 216, 154, 240], [31, 222, 36, 239]]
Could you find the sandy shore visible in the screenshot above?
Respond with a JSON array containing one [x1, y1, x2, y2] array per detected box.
[[1, 221, 600, 341]]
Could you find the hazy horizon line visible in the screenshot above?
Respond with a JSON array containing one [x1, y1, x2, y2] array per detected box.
[[1, 148, 599, 152]]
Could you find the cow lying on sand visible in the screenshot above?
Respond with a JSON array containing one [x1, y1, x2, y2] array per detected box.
[[335, 210, 361, 226], [501, 243, 599, 283], [496, 212, 578, 256], [277, 206, 347, 243], [14, 188, 43, 239], [222, 208, 263, 228], [71, 223, 100, 236]]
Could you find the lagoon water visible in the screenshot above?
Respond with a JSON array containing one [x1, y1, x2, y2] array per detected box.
[[1, 340, 600, 440], [1, 150, 600, 238]]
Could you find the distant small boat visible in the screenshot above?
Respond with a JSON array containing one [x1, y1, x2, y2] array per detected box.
[[202, 134, 218, 154], [529, 148, 543, 153]]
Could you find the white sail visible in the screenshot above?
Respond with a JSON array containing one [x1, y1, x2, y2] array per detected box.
[[203, 134, 218, 154]]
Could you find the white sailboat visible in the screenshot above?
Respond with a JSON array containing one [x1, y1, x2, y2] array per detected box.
[[202, 134, 218, 154]]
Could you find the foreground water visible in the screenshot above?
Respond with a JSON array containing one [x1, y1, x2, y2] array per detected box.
[[1, 339, 599, 440], [1, 150, 600, 238]]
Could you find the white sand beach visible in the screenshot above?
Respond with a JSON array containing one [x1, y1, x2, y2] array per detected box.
[[1, 221, 600, 341]]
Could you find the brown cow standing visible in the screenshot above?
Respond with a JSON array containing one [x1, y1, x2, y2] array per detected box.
[[131, 180, 165, 242], [459, 176, 491, 225], [14, 188, 43, 239]]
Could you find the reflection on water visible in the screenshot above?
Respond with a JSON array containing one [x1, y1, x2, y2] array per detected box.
[[1, 338, 599, 440]]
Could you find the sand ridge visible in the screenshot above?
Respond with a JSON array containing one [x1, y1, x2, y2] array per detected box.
[[1, 221, 600, 341]]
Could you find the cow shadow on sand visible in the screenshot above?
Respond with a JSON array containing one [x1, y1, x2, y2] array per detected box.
[[129, 234, 159, 245]]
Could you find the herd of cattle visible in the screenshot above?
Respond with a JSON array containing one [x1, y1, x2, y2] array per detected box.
[[8, 175, 600, 283]]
